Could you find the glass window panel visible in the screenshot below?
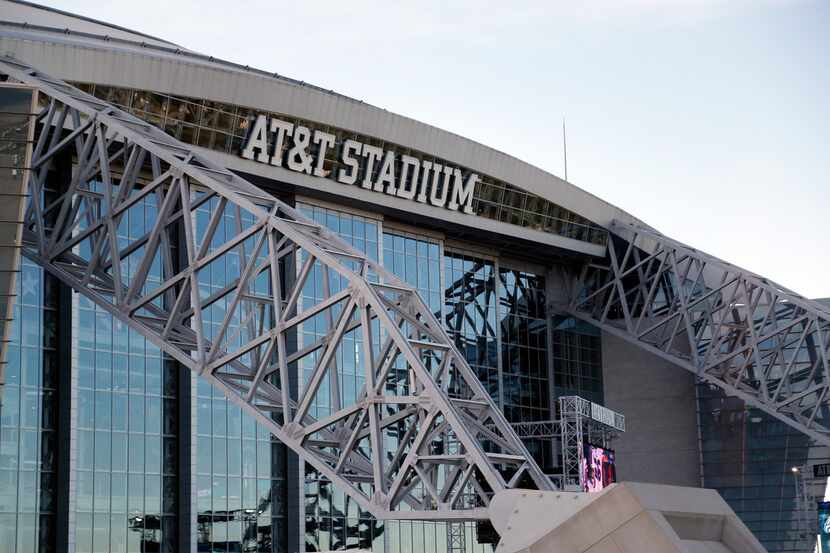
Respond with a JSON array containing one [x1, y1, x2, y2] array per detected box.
[[94, 431, 111, 471], [227, 476, 242, 512], [212, 476, 227, 512], [257, 442, 270, 479], [144, 474, 161, 516], [129, 356, 145, 395], [110, 514, 127, 553], [19, 430, 39, 470], [75, 430, 93, 471], [145, 435, 161, 475], [227, 405, 241, 438], [77, 470, 94, 512], [111, 393, 128, 432], [127, 473, 144, 514], [0, 470, 17, 513], [197, 398, 211, 435], [213, 437, 227, 475], [228, 440, 241, 477], [128, 434, 144, 474], [242, 439, 256, 477], [197, 474, 212, 514], [20, 346, 41, 387], [93, 471, 110, 513], [111, 432, 128, 473], [75, 512, 93, 553], [197, 439, 211, 475], [111, 473, 127, 514], [128, 397, 144, 433], [212, 400, 227, 437], [145, 396, 161, 435]]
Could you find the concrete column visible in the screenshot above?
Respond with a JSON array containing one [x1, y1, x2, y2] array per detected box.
[[601, 332, 700, 487]]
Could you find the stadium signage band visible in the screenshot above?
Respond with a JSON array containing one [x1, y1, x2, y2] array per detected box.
[[241, 114, 478, 214], [815, 463, 830, 478], [591, 402, 626, 432]]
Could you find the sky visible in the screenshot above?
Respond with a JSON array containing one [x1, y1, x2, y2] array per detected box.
[[47, 0, 830, 298]]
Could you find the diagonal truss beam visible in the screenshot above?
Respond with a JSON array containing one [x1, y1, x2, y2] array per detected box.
[[568, 221, 830, 446], [0, 56, 552, 521]]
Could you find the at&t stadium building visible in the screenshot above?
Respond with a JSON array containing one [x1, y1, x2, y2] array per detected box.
[[0, 2, 827, 552]]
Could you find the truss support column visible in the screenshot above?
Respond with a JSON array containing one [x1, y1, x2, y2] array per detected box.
[[560, 396, 585, 490], [447, 521, 467, 553]]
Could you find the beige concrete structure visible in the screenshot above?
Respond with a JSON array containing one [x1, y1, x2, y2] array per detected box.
[[602, 334, 701, 488], [489, 483, 768, 553]]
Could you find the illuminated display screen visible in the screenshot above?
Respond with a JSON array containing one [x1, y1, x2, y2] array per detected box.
[[581, 444, 616, 493]]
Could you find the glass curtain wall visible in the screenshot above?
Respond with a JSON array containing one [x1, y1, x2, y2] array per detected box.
[[296, 203, 382, 552], [295, 208, 495, 553], [550, 317, 603, 405], [382, 231, 459, 553], [0, 258, 58, 553], [269, 201, 557, 553], [441, 252, 552, 548], [698, 385, 827, 553], [195, 379, 285, 552], [442, 253, 499, 404], [441, 253, 552, 429], [72, 183, 178, 552], [697, 305, 830, 553], [194, 196, 289, 553], [497, 269, 550, 469]]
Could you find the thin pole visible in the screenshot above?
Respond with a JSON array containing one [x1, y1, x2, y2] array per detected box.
[[563, 118, 568, 181]]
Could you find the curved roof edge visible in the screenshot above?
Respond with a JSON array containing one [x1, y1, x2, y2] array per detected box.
[[0, 13, 651, 237], [1, 0, 182, 49]]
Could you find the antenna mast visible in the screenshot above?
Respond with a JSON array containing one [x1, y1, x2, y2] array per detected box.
[[563, 118, 568, 181]]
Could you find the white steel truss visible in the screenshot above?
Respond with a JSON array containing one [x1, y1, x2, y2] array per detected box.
[[557, 396, 618, 490], [568, 222, 830, 446], [0, 56, 553, 521]]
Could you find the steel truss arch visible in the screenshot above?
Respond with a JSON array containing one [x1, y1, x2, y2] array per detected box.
[[0, 56, 553, 521], [568, 221, 830, 446]]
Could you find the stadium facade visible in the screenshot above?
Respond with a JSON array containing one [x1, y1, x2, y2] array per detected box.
[[0, 2, 827, 552]]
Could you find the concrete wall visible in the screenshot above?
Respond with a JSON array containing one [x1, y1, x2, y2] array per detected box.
[[602, 332, 701, 488]]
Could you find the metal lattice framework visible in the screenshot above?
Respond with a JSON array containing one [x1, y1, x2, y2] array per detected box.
[[557, 396, 618, 490], [509, 398, 621, 490], [0, 56, 553, 520], [569, 223, 830, 446], [559, 396, 588, 490]]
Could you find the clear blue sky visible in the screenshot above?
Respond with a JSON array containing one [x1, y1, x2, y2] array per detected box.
[[50, 0, 830, 298]]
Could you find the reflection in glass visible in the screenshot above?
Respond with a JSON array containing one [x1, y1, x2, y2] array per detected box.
[[0, 249, 58, 551], [70, 184, 178, 551], [194, 195, 288, 552], [300, 203, 381, 552]]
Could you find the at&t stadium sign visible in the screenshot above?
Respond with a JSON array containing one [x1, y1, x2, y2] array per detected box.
[[241, 114, 478, 214]]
